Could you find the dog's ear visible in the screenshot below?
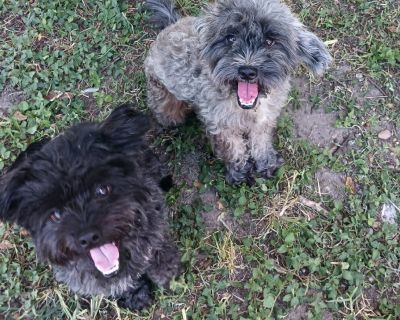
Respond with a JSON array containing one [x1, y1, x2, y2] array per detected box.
[[296, 28, 332, 76], [0, 138, 49, 223], [100, 104, 150, 150], [6, 137, 50, 173], [0, 171, 26, 223]]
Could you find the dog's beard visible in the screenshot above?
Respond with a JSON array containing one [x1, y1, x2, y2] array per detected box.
[[36, 234, 123, 277], [36, 204, 143, 278], [212, 61, 280, 110]]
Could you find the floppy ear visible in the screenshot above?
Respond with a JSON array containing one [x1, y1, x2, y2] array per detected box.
[[296, 28, 332, 76], [100, 104, 150, 150], [0, 171, 26, 223], [0, 138, 49, 223], [6, 137, 50, 173]]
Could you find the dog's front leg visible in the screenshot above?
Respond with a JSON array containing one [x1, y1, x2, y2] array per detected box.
[[249, 125, 284, 179], [146, 240, 180, 288], [210, 130, 252, 185], [117, 275, 154, 310]]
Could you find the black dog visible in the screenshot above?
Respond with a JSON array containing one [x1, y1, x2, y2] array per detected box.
[[0, 104, 179, 310]]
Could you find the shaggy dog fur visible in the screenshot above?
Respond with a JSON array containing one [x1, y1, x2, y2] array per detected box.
[[144, 0, 332, 184], [0, 104, 179, 310]]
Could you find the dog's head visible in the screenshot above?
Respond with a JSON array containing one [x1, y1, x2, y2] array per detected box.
[[197, 0, 332, 109], [0, 105, 170, 278]]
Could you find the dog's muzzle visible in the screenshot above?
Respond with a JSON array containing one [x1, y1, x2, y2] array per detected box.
[[89, 242, 120, 277], [237, 66, 260, 110], [237, 81, 259, 110]]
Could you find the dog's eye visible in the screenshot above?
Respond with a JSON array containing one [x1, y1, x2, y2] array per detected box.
[[95, 185, 112, 198], [226, 35, 236, 43], [265, 38, 275, 47], [50, 209, 63, 223]]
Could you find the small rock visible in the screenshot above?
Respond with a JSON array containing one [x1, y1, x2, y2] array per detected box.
[[381, 203, 398, 225], [378, 129, 392, 140]]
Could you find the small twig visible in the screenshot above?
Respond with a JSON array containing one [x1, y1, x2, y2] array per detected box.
[[279, 171, 300, 216], [232, 293, 245, 303], [367, 78, 388, 97], [299, 196, 328, 215], [388, 200, 400, 213], [365, 95, 387, 99], [218, 212, 233, 233]]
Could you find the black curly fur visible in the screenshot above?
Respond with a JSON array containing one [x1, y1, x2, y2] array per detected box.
[[0, 104, 180, 310]]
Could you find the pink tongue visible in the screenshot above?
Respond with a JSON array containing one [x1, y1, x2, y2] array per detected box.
[[89, 243, 119, 274], [238, 81, 258, 103]]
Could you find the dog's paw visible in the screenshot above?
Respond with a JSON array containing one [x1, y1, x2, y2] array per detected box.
[[255, 150, 284, 179], [225, 160, 253, 185], [146, 240, 180, 287], [117, 277, 154, 311]]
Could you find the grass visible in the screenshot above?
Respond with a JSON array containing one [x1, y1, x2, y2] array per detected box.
[[0, 0, 399, 319]]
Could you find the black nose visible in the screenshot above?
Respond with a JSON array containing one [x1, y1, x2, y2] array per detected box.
[[79, 229, 100, 248], [238, 66, 258, 81]]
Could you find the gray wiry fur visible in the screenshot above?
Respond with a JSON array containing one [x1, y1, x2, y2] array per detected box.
[[145, 0, 332, 184]]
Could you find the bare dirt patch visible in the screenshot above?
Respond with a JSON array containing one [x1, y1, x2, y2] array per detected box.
[[285, 304, 334, 320], [198, 190, 261, 238], [288, 74, 351, 150], [285, 305, 308, 320], [288, 62, 392, 152]]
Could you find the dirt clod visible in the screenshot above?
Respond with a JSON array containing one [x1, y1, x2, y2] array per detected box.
[[315, 168, 346, 200]]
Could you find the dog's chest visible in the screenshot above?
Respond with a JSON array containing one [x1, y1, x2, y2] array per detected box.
[[53, 262, 135, 297]]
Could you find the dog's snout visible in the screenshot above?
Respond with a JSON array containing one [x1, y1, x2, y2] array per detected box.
[[79, 229, 100, 248], [238, 66, 258, 81]]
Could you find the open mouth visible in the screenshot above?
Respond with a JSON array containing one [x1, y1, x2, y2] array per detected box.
[[237, 81, 259, 110], [89, 242, 120, 277]]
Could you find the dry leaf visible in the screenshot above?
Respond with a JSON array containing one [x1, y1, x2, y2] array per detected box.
[[0, 240, 13, 251], [345, 176, 356, 194], [20, 228, 30, 237], [299, 196, 328, 214], [368, 153, 374, 165], [372, 220, 381, 230], [14, 111, 27, 121], [81, 87, 99, 94], [46, 91, 74, 101], [387, 26, 398, 33], [193, 181, 202, 188]]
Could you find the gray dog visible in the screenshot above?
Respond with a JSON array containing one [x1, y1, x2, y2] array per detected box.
[[144, 0, 332, 184]]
